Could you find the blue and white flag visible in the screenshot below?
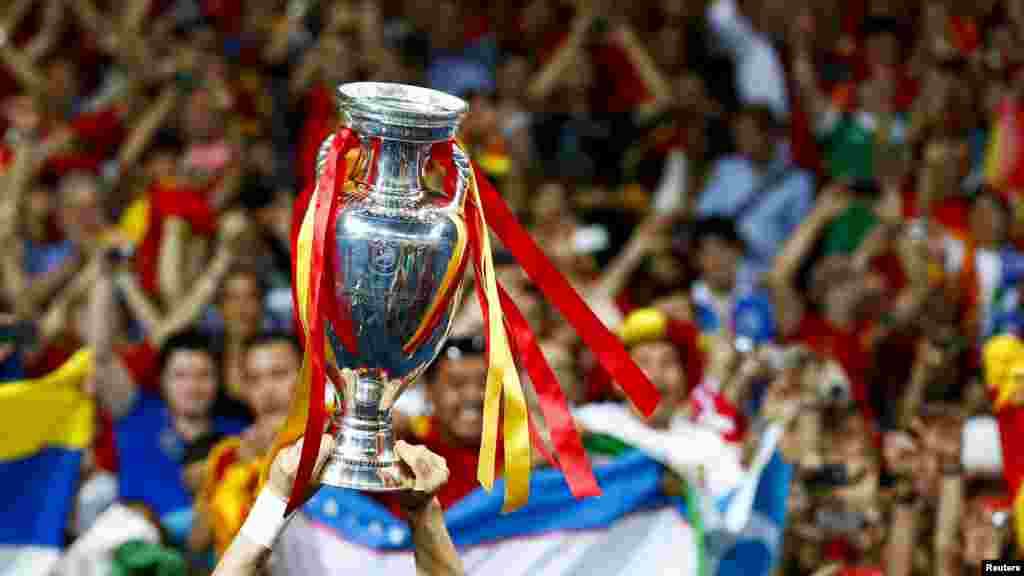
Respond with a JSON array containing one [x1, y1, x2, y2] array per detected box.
[[276, 450, 700, 576], [276, 403, 791, 576]]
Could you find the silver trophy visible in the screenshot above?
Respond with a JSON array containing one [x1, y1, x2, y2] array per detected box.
[[317, 83, 471, 491]]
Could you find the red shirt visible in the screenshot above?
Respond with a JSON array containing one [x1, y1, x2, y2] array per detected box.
[[136, 182, 219, 297], [995, 402, 1024, 496], [589, 43, 652, 114], [787, 314, 874, 423], [373, 417, 490, 516], [416, 419, 488, 510], [45, 107, 125, 176]]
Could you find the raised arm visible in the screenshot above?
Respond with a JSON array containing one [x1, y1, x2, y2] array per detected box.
[[0, 0, 37, 40], [791, 14, 829, 132], [31, 255, 100, 351], [884, 496, 917, 576], [0, 44, 45, 99], [116, 85, 179, 171], [157, 218, 190, 307], [591, 215, 671, 302], [526, 12, 594, 104], [121, 212, 247, 348], [22, 0, 62, 63], [90, 252, 138, 419], [767, 185, 851, 337], [121, 0, 150, 35], [608, 24, 672, 105]]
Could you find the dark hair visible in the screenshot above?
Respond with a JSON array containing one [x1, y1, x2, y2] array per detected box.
[[398, 31, 431, 71], [692, 216, 744, 251], [243, 331, 302, 358], [158, 330, 220, 378], [219, 263, 268, 303], [238, 174, 277, 211], [861, 15, 902, 39], [971, 186, 1012, 215], [148, 128, 184, 157], [425, 334, 487, 382], [737, 103, 782, 134]]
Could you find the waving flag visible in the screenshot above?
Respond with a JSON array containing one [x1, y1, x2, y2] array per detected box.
[[277, 450, 699, 576], [275, 411, 791, 576], [0, 351, 94, 574]]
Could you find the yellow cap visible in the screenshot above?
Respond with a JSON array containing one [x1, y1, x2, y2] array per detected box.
[[618, 308, 669, 348], [983, 334, 1024, 409]]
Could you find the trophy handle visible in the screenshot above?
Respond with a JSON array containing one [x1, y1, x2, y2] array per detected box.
[[439, 143, 471, 214], [316, 133, 336, 181]]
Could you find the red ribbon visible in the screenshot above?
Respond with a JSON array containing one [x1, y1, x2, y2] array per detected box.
[[500, 283, 599, 496], [470, 163, 661, 417], [286, 128, 360, 515]]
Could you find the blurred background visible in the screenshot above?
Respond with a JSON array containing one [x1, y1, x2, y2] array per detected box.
[[1, 0, 1023, 574]]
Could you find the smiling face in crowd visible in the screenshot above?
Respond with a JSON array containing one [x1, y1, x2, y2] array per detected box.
[[627, 341, 686, 429], [429, 353, 487, 447]]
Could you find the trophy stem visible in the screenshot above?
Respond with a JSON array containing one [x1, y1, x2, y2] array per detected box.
[[319, 376, 414, 491]]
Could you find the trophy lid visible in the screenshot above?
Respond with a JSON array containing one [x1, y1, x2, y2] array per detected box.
[[337, 82, 468, 142]]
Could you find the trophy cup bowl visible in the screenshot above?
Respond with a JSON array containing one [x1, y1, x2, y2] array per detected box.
[[317, 83, 471, 491]]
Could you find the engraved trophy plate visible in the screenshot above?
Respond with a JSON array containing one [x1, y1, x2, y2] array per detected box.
[[317, 83, 471, 491]]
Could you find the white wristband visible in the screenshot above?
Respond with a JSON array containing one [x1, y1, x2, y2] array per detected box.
[[240, 489, 295, 549]]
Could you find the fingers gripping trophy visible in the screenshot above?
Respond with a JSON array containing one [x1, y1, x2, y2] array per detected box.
[[274, 82, 662, 516]]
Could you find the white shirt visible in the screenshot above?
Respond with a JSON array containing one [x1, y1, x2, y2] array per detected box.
[[707, 0, 789, 120], [944, 235, 1004, 338]]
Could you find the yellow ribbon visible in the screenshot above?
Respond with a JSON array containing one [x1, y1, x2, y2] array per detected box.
[[265, 150, 358, 486], [463, 152, 531, 512]]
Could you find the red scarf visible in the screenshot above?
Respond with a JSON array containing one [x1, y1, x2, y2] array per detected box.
[[136, 181, 219, 297]]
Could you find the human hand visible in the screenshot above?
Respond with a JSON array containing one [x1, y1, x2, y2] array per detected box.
[[705, 334, 738, 381], [218, 210, 250, 250], [815, 184, 852, 221], [267, 434, 336, 503], [882, 429, 918, 477], [789, 6, 815, 52], [392, 441, 451, 519], [627, 214, 672, 255], [912, 337, 947, 380]]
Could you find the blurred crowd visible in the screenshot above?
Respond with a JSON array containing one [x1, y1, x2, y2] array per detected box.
[[2, 0, 1024, 574]]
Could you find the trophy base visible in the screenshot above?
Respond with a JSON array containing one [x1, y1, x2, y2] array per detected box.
[[319, 418, 414, 492]]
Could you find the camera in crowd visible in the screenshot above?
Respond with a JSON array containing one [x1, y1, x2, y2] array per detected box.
[[733, 338, 853, 407]]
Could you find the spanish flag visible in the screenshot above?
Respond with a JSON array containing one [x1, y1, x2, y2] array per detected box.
[[984, 97, 1024, 193], [982, 336, 1024, 551], [0, 351, 94, 570]]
